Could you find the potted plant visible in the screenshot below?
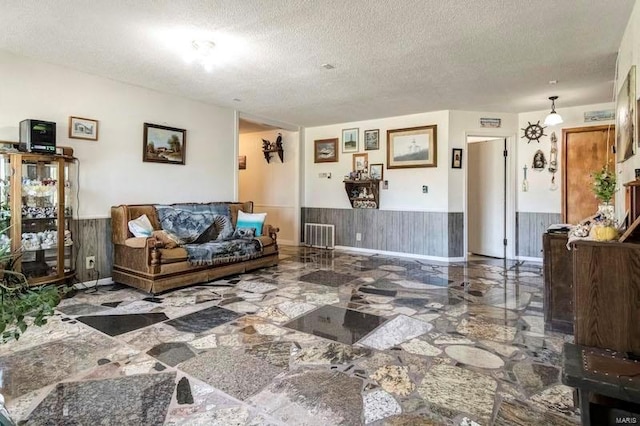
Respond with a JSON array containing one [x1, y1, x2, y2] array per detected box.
[[590, 165, 618, 241], [0, 236, 64, 343]]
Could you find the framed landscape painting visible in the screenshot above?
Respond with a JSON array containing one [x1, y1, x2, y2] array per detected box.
[[143, 123, 186, 165], [314, 138, 339, 163], [616, 65, 636, 162], [387, 125, 437, 168], [342, 128, 359, 153]]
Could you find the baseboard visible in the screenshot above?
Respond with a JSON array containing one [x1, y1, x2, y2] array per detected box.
[[277, 239, 295, 246], [73, 277, 114, 289], [515, 255, 543, 262], [334, 245, 465, 262]]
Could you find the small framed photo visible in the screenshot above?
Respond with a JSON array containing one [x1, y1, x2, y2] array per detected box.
[[314, 138, 339, 163], [342, 128, 359, 153], [353, 152, 368, 172], [451, 148, 463, 169], [364, 129, 380, 150], [68, 116, 99, 141], [370, 163, 384, 180], [238, 155, 247, 170], [387, 125, 437, 169], [143, 123, 186, 165]]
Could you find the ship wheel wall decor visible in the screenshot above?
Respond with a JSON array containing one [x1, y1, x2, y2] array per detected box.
[[521, 120, 546, 143]]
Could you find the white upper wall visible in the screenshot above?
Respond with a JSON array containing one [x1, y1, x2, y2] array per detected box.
[[616, 0, 640, 210], [0, 50, 236, 219], [304, 111, 450, 211], [517, 102, 614, 213], [448, 110, 519, 212]]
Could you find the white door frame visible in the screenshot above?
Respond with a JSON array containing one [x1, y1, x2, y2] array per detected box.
[[236, 112, 302, 245], [463, 132, 517, 260]]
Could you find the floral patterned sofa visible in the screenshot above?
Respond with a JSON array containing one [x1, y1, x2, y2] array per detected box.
[[110, 201, 279, 294]]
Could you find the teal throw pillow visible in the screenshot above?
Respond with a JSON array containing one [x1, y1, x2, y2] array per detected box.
[[236, 211, 266, 237]]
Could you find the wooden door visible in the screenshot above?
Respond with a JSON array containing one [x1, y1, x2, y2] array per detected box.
[[562, 125, 615, 224]]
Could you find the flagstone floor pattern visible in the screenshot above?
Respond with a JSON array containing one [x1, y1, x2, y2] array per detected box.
[[0, 246, 579, 425]]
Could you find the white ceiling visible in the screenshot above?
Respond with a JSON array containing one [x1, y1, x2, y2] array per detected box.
[[0, 1, 635, 127]]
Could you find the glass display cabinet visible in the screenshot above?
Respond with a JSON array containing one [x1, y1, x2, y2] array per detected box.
[[0, 153, 76, 286]]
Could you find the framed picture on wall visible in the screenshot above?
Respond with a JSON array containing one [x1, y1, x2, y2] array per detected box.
[[143, 123, 186, 165], [616, 65, 636, 162], [238, 155, 247, 170], [314, 138, 339, 163], [369, 163, 383, 180], [352, 152, 368, 171], [387, 125, 437, 169], [451, 148, 463, 169], [342, 128, 359, 153], [68, 116, 99, 141], [364, 129, 379, 150]]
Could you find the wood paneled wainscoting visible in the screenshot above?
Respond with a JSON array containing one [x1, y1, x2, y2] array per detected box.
[[301, 208, 463, 258], [517, 212, 563, 258], [70, 218, 113, 284]]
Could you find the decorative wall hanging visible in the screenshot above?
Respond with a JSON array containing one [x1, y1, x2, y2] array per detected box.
[[522, 165, 528, 192], [532, 150, 547, 170], [314, 138, 339, 163], [387, 125, 437, 169], [238, 155, 246, 170], [548, 132, 558, 191], [364, 129, 380, 150], [69, 116, 99, 141], [143, 123, 186, 165], [521, 121, 546, 143], [616, 65, 636, 162], [352, 152, 368, 172], [451, 148, 462, 169], [262, 133, 283, 163], [342, 128, 359, 153]]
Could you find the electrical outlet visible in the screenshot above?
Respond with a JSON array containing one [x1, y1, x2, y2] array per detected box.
[[86, 256, 96, 270], [422, 185, 428, 193], [356, 233, 362, 241]]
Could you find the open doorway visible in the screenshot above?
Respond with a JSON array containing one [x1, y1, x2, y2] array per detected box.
[[237, 116, 300, 246], [465, 135, 516, 260]]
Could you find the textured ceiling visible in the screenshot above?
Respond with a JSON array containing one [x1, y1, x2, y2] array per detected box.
[[0, 1, 635, 127]]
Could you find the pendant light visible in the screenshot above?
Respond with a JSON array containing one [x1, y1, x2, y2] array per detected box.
[[544, 96, 563, 126]]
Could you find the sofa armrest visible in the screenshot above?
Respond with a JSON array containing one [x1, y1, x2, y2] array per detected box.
[[114, 237, 164, 273], [264, 224, 279, 242]]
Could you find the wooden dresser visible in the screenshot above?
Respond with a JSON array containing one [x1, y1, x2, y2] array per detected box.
[[572, 239, 640, 354], [543, 232, 574, 333]]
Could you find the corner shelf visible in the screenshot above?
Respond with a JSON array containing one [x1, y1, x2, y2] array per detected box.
[[263, 148, 284, 163], [343, 179, 381, 209]]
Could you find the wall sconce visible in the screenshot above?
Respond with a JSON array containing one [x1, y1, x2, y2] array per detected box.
[[544, 96, 563, 126]]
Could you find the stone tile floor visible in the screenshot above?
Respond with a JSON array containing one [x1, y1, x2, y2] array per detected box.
[[0, 246, 579, 425]]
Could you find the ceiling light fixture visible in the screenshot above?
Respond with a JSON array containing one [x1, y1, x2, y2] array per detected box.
[[544, 96, 563, 126], [184, 39, 216, 72]]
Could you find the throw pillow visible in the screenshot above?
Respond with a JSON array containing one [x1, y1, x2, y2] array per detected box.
[[128, 214, 153, 237], [232, 227, 256, 239], [236, 211, 267, 237]]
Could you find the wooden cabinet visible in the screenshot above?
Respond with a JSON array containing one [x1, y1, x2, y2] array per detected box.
[[543, 232, 574, 333], [343, 179, 380, 209], [572, 239, 640, 354], [0, 153, 76, 286]]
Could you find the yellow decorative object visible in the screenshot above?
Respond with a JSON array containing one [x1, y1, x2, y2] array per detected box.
[[592, 225, 618, 241]]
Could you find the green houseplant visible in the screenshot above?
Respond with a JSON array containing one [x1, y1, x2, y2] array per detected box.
[[591, 165, 617, 205], [590, 165, 618, 241], [0, 234, 63, 343]]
